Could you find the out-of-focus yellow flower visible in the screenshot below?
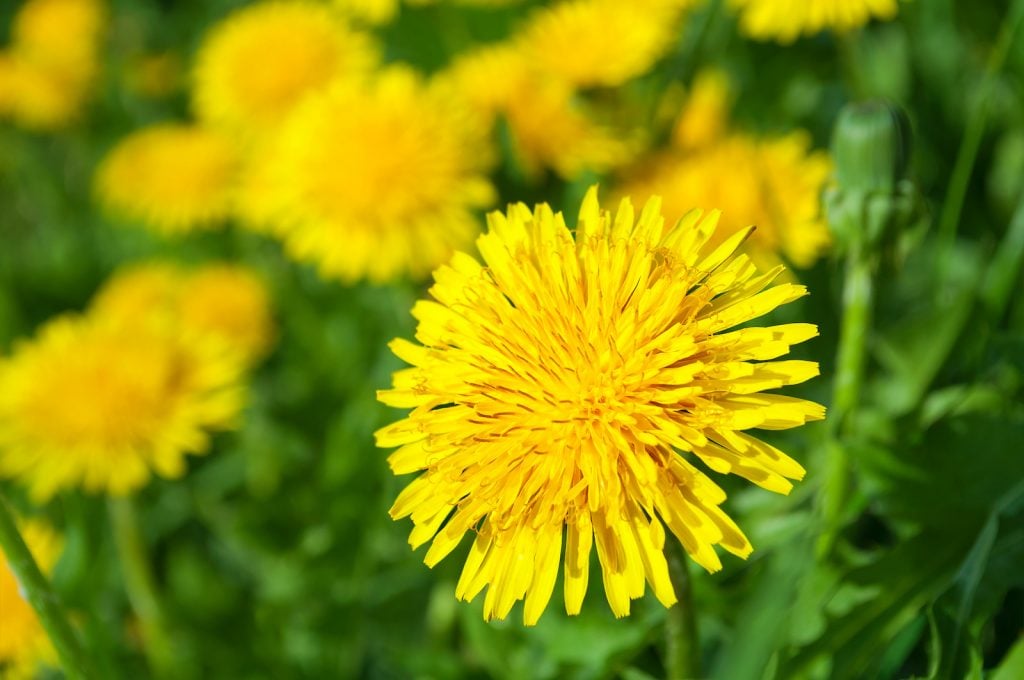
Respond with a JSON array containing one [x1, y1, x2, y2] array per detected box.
[[0, 313, 245, 500], [332, 0, 399, 24], [94, 124, 239, 235], [730, 0, 899, 43], [254, 67, 495, 283], [0, 519, 61, 679], [377, 187, 823, 623], [672, 69, 732, 150], [619, 132, 832, 271], [0, 0, 105, 131], [194, 1, 377, 136], [440, 44, 634, 179], [93, 262, 275, 366], [518, 0, 693, 88]]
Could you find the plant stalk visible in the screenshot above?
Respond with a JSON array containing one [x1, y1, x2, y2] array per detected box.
[[665, 541, 701, 679], [0, 490, 96, 680]]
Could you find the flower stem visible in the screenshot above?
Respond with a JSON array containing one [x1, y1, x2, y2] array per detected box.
[[665, 541, 701, 679], [109, 496, 178, 679], [819, 250, 874, 556], [0, 490, 96, 680]]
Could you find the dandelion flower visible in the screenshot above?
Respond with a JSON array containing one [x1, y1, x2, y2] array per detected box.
[[518, 0, 693, 88], [94, 124, 239, 235], [377, 187, 824, 623], [260, 67, 495, 283], [0, 313, 245, 500], [730, 0, 899, 43], [619, 132, 832, 270], [10, 0, 105, 82], [93, 262, 275, 366], [0, 52, 84, 130], [332, 0, 399, 25], [672, 69, 733, 151], [193, 1, 376, 135], [441, 44, 633, 179]]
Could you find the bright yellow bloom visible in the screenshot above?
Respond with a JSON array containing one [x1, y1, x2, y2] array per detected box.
[[441, 44, 633, 179], [619, 132, 832, 270], [0, 0, 105, 130], [332, 0, 399, 24], [0, 519, 61, 678], [0, 313, 245, 500], [730, 0, 899, 43], [94, 124, 239, 235], [377, 187, 824, 624], [672, 69, 732, 150], [193, 1, 377, 135], [92, 262, 275, 366], [257, 67, 495, 283], [518, 0, 693, 87]]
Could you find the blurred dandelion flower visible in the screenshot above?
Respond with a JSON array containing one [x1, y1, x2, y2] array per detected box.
[[377, 187, 824, 623], [0, 519, 61, 678], [332, 0, 400, 25], [730, 0, 899, 43], [518, 0, 693, 88], [619, 132, 832, 271], [0, 314, 245, 500], [0, 0, 105, 130], [95, 124, 239, 235], [441, 44, 634, 179], [258, 67, 495, 283], [194, 1, 377, 135], [93, 262, 275, 366], [672, 69, 733, 151]]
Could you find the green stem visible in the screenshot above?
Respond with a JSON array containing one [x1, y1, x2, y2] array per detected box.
[[936, 0, 1024, 261], [665, 542, 701, 679], [0, 490, 96, 680], [109, 496, 177, 679], [819, 251, 874, 556]]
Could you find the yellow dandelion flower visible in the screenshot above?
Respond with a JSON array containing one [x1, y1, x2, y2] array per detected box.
[[376, 187, 824, 624], [0, 52, 85, 130], [0, 519, 61, 678], [518, 0, 693, 88], [11, 0, 105, 82], [441, 44, 633, 179], [730, 0, 899, 43], [261, 67, 495, 283], [94, 124, 239, 235], [332, 0, 399, 25], [619, 132, 832, 270], [92, 262, 275, 366], [193, 1, 376, 135], [672, 69, 733, 151], [0, 313, 245, 500]]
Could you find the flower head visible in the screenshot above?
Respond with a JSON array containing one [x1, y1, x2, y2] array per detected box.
[[0, 312, 245, 500], [93, 262, 275, 366], [94, 124, 239, 235], [193, 1, 376, 135], [441, 44, 633, 180], [256, 67, 495, 283], [377, 187, 824, 623], [0, 519, 61, 677], [618, 132, 832, 270], [518, 0, 693, 88], [730, 0, 899, 43]]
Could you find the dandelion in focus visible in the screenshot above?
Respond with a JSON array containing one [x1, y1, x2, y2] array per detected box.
[[0, 0, 105, 130], [0, 519, 61, 679], [0, 313, 245, 500], [93, 262, 275, 366], [518, 0, 693, 88], [193, 1, 377, 136], [254, 67, 495, 283], [94, 124, 239, 235], [377, 187, 824, 623], [730, 0, 900, 43]]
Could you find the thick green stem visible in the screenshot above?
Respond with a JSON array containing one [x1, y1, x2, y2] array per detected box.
[[109, 496, 177, 679], [819, 251, 874, 556], [0, 491, 96, 680], [665, 542, 701, 679]]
